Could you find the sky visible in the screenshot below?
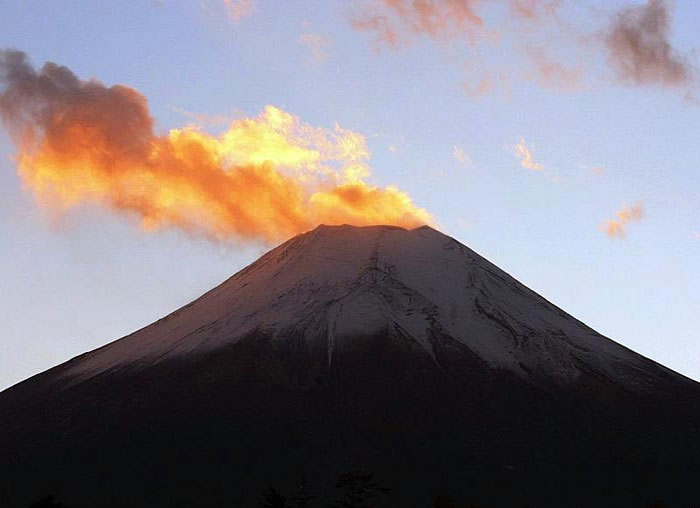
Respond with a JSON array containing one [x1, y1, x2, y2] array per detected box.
[[0, 0, 698, 390]]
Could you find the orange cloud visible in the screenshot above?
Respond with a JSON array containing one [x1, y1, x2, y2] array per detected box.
[[600, 202, 645, 238], [0, 50, 431, 244], [513, 137, 544, 171]]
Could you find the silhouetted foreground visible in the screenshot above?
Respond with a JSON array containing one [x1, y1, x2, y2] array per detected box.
[[27, 478, 673, 508]]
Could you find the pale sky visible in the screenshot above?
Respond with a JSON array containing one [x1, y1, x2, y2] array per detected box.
[[1, 0, 699, 390]]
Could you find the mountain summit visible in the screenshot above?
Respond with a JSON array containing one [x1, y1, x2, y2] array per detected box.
[[1, 225, 698, 507], [58, 224, 680, 388]]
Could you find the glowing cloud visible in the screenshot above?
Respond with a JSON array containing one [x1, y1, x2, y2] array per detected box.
[[0, 50, 431, 244], [600, 202, 645, 239], [513, 137, 544, 172]]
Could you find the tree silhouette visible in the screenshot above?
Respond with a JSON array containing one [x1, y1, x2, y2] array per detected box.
[[329, 471, 389, 508], [259, 487, 287, 508], [29, 494, 68, 508], [291, 471, 315, 508]]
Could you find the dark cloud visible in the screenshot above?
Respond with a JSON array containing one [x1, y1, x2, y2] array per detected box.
[[605, 0, 693, 87], [0, 49, 154, 162]]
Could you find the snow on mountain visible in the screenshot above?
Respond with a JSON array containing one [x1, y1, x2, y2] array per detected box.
[[63, 224, 674, 389]]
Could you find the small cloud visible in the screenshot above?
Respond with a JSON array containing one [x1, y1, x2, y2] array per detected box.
[[388, 144, 397, 153], [222, 0, 255, 22], [167, 105, 235, 128], [604, 0, 694, 88], [600, 201, 645, 239], [508, 0, 563, 21], [526, 48, 582, 92], [350, 13, 402, 50], [513, 137, 544, 171], [453, 145, 471, 166], [462, 75, 496, 98], [299, 33, 333, 64], [462, 69, 512, 100]]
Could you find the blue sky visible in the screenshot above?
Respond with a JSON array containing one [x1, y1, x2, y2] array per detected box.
[[0, 0, 698, 390]]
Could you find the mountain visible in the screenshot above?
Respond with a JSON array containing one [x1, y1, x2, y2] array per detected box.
[[1, 224, 698, 508]]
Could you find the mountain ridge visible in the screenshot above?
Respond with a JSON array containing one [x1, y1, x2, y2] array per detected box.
[[39, 223, 690, 392]]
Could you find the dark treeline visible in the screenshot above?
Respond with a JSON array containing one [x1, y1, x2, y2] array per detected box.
[[260, 471, 389, 508], [28, 495, 68, 508], [27, 481, 672, 508], [256, 471, 671, 508]]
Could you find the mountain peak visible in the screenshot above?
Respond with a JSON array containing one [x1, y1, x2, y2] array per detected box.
[[58, 223, 680, 391], [309, 222, 438, 233]]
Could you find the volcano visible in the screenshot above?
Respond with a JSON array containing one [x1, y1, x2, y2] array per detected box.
[[1, 225, 698, 507]]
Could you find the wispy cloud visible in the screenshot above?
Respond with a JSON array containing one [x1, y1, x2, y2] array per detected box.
[[453, 145, 471, 166], [167, 105, 237, 128], [600, 202, 645, 238], [513, 137, 544, 172], [461, 72, 508, 99], [604, 0, 693, 87], [508, 0, 563, 21], [349, 0, 485, 49], [349, 0, 696, 97], [299, 33, 333, 64], [222, 0, 255, 22], [526, 48, 582, 91]]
